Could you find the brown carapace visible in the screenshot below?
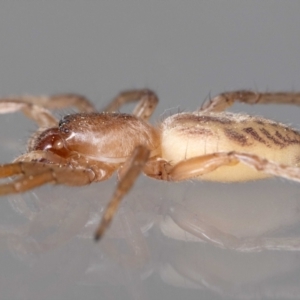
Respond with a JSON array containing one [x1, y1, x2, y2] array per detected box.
[[1, 89, 300, 240]]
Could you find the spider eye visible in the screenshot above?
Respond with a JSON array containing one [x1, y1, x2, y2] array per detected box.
[[33, 128, 69, 157]]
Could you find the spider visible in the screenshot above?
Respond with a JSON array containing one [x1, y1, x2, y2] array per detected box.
[[0, 89, 300, 241]]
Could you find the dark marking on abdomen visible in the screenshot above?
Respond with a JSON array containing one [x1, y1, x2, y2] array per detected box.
[[275, 130, 300, 146], [243, 127, 269, 146], [224, 128, 249, 146], [259, 128, 284, 147]]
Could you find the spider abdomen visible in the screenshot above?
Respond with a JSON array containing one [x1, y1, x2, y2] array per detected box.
[[161, 112, 300, 181]]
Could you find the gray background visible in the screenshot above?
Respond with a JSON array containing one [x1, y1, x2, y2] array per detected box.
[[1, 1, 300, 300]]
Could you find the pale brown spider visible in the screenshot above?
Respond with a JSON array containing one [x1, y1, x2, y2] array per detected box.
[[1, 89, 300, 241]]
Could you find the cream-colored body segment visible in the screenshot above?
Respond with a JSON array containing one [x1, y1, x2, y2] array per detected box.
[[161, 112, 300, 181]]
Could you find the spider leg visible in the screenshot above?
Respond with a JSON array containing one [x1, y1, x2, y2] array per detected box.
[[0, 93, 95, 114], [167, 204, 300, 251], [94, 145, 150, 241], [0, 170, 57, 195], [31, 94, 96, 112], [160, 152, 300, 182], [0, 162, 27, 178], [0, 161, 58, 179], [0, 150, 69, 178], [200, 90, 300, 112], [0, 101, 57, 127], [143, 153, 239, 181], [13, 150, 68, 164], [232, 152, 300, 182], [168, 153, 239, 181], [102, 89, 158, 120], [0, 164, 95, 195]]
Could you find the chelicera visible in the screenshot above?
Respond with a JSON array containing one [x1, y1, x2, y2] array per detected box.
[[0, 89, 300, 241]]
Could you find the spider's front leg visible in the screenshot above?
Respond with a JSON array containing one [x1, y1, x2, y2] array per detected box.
[[201, 90, 300, 112], [102, 89, 158, 121], [0, 101, 57, 128], [0, 94, 96, 127], [0, 150, 123, 194], [94, 145, 150, 240], [0, 94, 96, 112], [0, 162, 97, 196]]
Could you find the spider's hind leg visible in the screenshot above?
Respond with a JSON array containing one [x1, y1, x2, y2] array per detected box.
[[200, 90, 300, 112], [165, 151, 300, 183]]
